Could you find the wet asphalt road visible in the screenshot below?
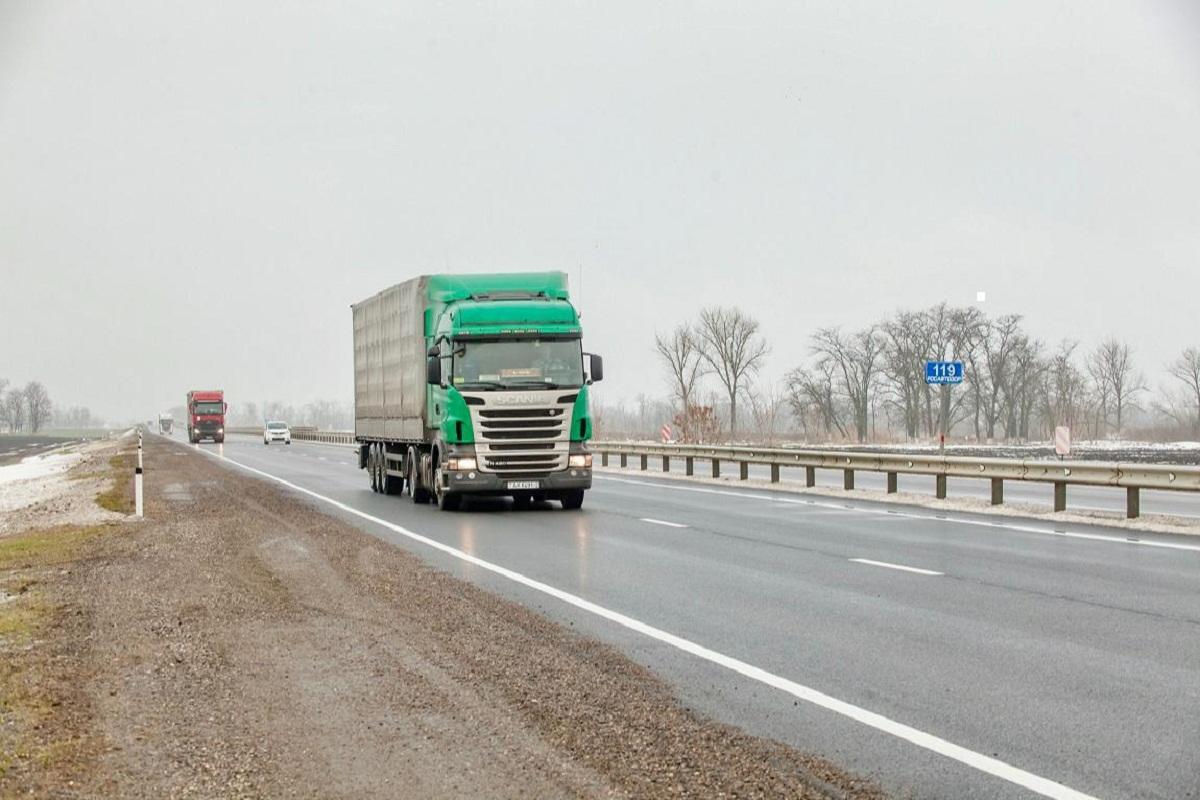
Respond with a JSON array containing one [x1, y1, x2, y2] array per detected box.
[[180, 433, 1200, 800]]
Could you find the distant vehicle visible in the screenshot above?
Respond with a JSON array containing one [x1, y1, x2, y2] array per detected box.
[[158, 412, 173, 435], [263, 421, 291, 445], [186, 390, 227, 443], [352, 272, 602, 511]]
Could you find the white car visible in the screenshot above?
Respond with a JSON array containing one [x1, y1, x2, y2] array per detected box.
[[263, 421, 292, 445]]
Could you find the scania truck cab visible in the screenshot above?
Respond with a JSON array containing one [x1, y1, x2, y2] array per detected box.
[[353, 272, 602, 511]]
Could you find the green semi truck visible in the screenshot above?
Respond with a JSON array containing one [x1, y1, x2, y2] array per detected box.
[[352, 272, 603, 511]]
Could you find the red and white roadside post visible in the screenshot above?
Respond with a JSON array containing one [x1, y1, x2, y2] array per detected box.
[[660, 423, 673, 443]]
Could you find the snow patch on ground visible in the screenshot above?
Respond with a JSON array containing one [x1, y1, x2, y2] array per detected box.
[[0, 453, 83, 513], [0, 440, 128, 535]]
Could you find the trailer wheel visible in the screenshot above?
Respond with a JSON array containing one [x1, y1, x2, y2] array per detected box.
[[368, 445, 379, 492]]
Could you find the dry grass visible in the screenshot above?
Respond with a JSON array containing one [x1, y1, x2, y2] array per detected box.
[[0, 524, 113, 783], [94, 450, 136, 514]]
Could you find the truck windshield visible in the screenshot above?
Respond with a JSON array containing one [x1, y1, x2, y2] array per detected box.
[[193, 402, 223, 415], [453, 339, 584, 389]]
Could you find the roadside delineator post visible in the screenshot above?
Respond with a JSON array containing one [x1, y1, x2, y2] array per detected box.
[[135, 431, 144, 518]]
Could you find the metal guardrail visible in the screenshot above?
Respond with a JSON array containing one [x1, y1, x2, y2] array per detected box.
[[226, 427, 356, 444], [589, 441, 1200, 520]]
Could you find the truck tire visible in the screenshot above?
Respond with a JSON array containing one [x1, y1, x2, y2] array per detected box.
[[407, 447, 432, 504], [368, 445, 380, 492], [434, 467, 461, 511], [559, 489, 585, 510]]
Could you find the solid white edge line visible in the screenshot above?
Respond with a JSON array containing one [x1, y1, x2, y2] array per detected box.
[[596, 475, 1200, 554], [196, 446, 1097, 800], [850, 558, 944, 576], [639, 517, 688, 528]]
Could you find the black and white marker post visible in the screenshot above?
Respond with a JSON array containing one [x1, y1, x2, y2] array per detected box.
[[135, 430, 144, 518]]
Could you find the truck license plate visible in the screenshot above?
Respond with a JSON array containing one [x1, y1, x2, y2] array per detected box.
[[507, 481, 540, 490]]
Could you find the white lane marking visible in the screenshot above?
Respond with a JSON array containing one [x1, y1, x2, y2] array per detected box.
[[850, 558, 944, 576], [639, 517, 688, 528], [597, 476, 1200, 554], [197, 448, 1095, 800]]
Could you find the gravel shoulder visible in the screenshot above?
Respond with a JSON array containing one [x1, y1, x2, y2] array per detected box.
[[1, 436, 884, 799]]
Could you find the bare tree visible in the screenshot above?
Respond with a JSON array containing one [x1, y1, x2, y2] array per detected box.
[[1166, 347, 1200, 437], [23, 382, 53, 433], [810, 326, 884, 443], [5, 388, 27, 432], [745, 381, 787, 445], [1088, 338, 1145, 435], [695, 307, 769, 437], [786, 362, 847, 440], [964, 314, 1026, 440], [654, 324, 708, 414], [1038, 340, 1089, 436]]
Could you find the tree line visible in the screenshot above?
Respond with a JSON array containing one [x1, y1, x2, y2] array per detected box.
[[634, 304, 1200, 444], [0, 379, 54, 433]]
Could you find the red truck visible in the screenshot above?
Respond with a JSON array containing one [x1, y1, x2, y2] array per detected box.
[[186, 390, 227, 443]]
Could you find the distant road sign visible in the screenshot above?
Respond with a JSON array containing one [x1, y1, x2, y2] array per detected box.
[[1054, 426, 1071, 456], [925, 360, 964, 385]]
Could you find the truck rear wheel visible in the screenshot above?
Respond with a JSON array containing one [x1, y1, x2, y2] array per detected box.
[[368, 445, 380, 492], [407, 447, 432, 504], [559, 489, 585, 510]]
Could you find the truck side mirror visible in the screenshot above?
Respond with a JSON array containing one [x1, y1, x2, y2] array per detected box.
[[588, 353, 604, 383], [223, 402, 229, 414], [427, 356, 442, 385]]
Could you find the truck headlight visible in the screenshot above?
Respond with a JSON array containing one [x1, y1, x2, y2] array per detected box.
[[217, 427, 224, 434], [448, 457, 477, 471], [568, 454, 592, 468]]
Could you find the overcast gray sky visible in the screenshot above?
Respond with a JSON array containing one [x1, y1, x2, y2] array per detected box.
[[2, 1, 1198, 423]]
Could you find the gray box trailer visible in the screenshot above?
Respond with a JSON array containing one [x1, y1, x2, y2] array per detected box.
[[352, 276, 429, 442]]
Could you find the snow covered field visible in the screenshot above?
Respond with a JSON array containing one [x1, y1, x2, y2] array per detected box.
[[0, 452, 83, 514]]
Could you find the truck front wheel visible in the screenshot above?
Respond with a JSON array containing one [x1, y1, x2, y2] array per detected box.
[[434, 467, 461, 511], [559, 489, 585, 510]]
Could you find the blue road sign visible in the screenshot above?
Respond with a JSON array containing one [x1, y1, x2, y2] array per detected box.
[[925, 360, 964, 385]]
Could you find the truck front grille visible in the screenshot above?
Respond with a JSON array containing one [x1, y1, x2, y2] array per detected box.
[[467, 393, 573, 474]]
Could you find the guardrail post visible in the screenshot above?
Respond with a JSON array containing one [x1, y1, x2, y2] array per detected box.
[[886, 472, 897, 494], [1126, 487, 1140, 519], [990, 478, 1003, 505], [712, 458, 720, 478], [601, 452, 608, 467], [805, 466, 815, 488], [662, 455, 670, 472], [620, 453, 627, 468], [843, 469, 854, 490], [640, 454, 648, 471], [770, 464, 780, 483], [936, 475, 947, 499], [1054, 482, 1067, 512], [685, 456, 694, 476], [739, 462, 749, 481]]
